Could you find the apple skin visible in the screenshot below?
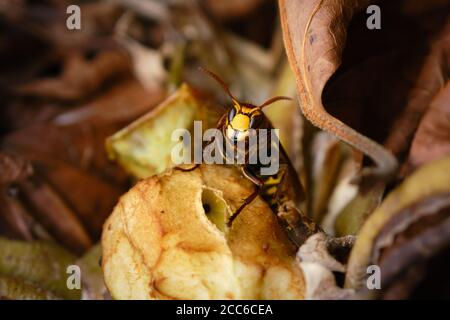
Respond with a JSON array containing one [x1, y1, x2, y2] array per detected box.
[[101, 165, 305, 300]]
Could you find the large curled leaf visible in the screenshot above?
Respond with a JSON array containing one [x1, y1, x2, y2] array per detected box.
[[279, 0, 397, 180]]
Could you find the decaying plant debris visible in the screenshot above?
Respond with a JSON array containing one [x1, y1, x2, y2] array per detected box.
[[0, 0, 450, 300]]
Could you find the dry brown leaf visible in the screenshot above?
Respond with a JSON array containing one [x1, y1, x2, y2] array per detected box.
[[407, 81, 450, 171], [203, 0, 265, 20], [27, 156, 122, 240], [279, 0, 397, 180], [0, 152, 49, 241], [16, 51, 131, 102], [17, 175, 92, 254], [2, 121, 129, 188], [0, 151, 33, 184], [0, 189, 54, 243], [0, 153, 86, 252], [1, 66, 165, 254], [0, 1, 123, 51], [385, 18, 450, 161], [0, 144, 123, 243], [0, 100, 62, 133], [0, 102, 142, 249], [53, 78, 165, 127]]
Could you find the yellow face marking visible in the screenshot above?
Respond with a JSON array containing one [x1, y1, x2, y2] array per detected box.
[[230, 114, 250, 131]]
